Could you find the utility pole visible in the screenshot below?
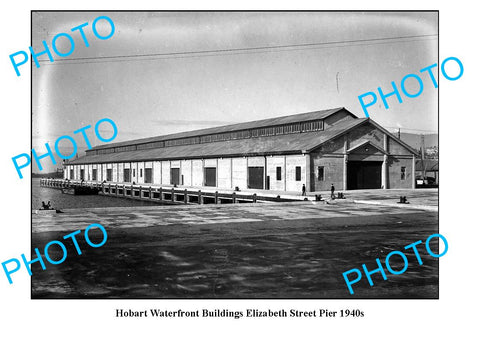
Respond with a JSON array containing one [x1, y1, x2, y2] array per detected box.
[[420, 134, 426, 179]]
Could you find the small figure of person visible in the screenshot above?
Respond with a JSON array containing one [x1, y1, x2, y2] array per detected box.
[[47, 201, 52, 210], [330, 184, 335, 199], [301, 184, 306, 196], [41, 201, 47, 210]]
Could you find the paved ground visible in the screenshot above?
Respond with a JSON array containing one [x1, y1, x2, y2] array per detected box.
[[31, 198, 439, 299], [33, 199, 430, 233]]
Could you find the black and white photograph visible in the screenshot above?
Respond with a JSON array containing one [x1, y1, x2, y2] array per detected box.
[[3, 1, 479, 338], [30, 11, 439, 299]]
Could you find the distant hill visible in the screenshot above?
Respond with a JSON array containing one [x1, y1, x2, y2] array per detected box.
[[395, 132, 438, 150], [32, 171, 63, 178]]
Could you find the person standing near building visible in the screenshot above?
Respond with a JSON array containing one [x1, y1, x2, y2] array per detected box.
[[330, 184, 335, 199], [302, 184, 306, 196]]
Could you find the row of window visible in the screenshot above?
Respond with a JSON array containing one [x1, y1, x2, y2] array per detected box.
[[86, 120, 324, 156], [71, 163, 409, 184], [74, 167, 154, 183]]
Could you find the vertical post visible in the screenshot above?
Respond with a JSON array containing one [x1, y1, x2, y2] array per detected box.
[[108, 183, 111, 195], [216, 158, 219, 188], [171, 187, 175, 202], [412, 154, 416, 189], [139, 185, 143, 199], [198, 190, 203, 204], [382, 133, 388, 189], [214, 191, 218, 204], [184, 189, 188, 204], [131, 184, 134, 197], [343, 135, 348, 191], [123, 185, 126, 197], [382, 154, 388, 189], [263, 156, 267, 190], [232, 192, 236, 204], [246, 157, 249, 189], [149, 186, 152, 200], [230, 158, 233, 190], [115, 184, 118, 196], [305, 153, 311, 192], [159, 187, 163, 201]]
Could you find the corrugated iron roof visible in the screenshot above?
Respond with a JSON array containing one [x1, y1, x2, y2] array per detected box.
[[91, 107, 351, 150], [69, 117, 367, 165]]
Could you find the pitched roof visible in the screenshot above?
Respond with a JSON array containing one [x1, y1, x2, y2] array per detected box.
[[68, 117, 368, 165], [91, 107, 351, 150]]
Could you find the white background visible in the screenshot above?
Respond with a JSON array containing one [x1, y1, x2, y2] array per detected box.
[[0, 1, 477, 338]]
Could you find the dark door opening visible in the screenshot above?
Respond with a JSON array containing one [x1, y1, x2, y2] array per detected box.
[[144, 168, 152, 183], [123, 169, 131, 182], [170, 168, 180, 185], [248, 166, 264, 189], [204, 167, 216, 187], [80, 169, 85, 180], [347, 161, 382, 190], [106, 169, 112, 181]]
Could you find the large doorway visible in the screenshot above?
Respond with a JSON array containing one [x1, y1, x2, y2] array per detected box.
[[248, 166, 264, 189], [347, 161, 382, 190], [204, 167, 217, 187], [123, 169, 131, 182], [144, 168, 153, 183], [170, 168, 180, 185]]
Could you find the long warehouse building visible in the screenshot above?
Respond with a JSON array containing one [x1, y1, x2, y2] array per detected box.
[[65, 107, 419, 192]]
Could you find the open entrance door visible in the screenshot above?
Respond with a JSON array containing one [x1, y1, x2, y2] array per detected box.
[[248, 167, 264, 189], [347, 161, 382, 189]]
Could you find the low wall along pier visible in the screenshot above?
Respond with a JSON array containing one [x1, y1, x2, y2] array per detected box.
[[39, 178, 300, 205]]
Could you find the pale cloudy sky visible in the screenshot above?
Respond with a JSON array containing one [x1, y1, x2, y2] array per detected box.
[[32, 11, 438, 172]]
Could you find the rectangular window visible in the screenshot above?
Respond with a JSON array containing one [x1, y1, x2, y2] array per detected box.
[[295, 166, 302, 181], [92, 169, 97, 181], [276, 167, 282, 181], [317, 166, 324, 181], [401, 166, 406, 180], [140, 168, 143, 177], [133, 169, 136, 177], [80, 169, 85, 180], [70, 169, 74, 179]]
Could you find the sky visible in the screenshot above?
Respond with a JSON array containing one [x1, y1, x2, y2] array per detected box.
[[31, 11, 438, 172]]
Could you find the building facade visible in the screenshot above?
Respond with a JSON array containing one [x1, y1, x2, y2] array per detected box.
[[66, 108, 419, 192]]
